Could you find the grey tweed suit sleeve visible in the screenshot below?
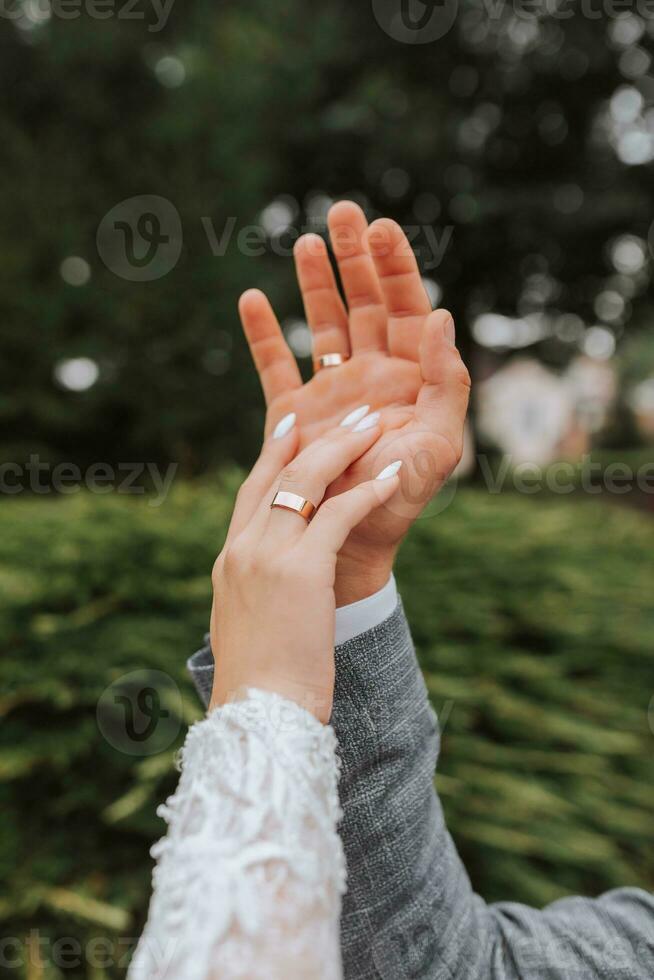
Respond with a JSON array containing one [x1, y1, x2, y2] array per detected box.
[[187, 600, 654, 980]]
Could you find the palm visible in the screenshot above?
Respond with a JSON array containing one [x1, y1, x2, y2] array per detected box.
[[239, 202, 470, 555], [267, 351, 420, 446]]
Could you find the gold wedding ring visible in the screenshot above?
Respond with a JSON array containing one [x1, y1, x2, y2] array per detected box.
[[314, 352, 349, 371], [270, 491, 316, 522]]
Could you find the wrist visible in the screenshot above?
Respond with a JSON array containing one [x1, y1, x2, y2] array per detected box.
[[210, 677, 333, 724], [335, 545, 396, 607]]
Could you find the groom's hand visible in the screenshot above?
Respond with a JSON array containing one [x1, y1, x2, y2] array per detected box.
[[238, 201, 470, 605]]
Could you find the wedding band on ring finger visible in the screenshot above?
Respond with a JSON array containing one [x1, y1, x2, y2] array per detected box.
[[266, 417, 383, 536], [270, 490, 316, 523], [314, 352, 349, 372]]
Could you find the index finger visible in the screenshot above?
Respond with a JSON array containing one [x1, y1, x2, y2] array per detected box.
[[238, 289, 302, 405]]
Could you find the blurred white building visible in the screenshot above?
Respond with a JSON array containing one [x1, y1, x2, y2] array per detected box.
[[626, 377, 654, 440], [454, 421, 476, 478], [476, 356, 617, 465]]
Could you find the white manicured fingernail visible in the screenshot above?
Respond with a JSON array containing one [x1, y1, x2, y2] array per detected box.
[[352, 411, 380, 432], [272, 412, 296, 439], [375, 460, 403, 480], [340, 404, 370, 427]]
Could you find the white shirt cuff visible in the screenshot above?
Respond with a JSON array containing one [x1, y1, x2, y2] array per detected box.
[[334, 574, 398, 647]]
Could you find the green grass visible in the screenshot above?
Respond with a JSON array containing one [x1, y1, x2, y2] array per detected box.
[[1, 477, 653, 977]]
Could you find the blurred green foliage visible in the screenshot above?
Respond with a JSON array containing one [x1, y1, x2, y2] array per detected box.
[[1, 484, 652, 977], [1, 0, 653, 472]]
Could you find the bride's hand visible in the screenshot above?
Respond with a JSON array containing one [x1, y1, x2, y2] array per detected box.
[[209, 414, 401, 723]]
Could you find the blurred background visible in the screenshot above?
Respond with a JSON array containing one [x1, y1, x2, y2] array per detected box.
[[1, 1, 653, 976]]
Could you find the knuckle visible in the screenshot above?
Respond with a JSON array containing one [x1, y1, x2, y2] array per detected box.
[[249, 549, 274, 576], [211, 554, 225, 588], [280, 462, 301, 485], [269, 553, 303, 588], [221, 540, 249, 576], [234, 480, 251, 506]]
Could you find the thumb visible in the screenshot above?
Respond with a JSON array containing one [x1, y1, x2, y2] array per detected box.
[[416, 309, 471, 449]]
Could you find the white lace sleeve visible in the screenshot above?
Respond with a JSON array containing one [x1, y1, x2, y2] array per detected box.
[[128, 689, 346, 980]]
